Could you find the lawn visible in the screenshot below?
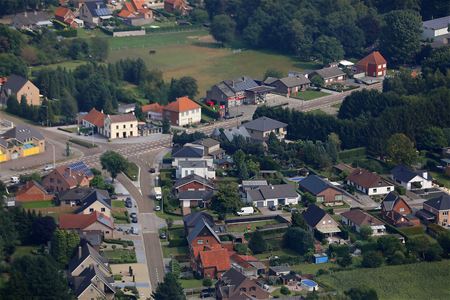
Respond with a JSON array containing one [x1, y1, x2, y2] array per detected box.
[[431, 171, 450, 188], [161, 244, 188, 258], [124, 162, 139, 181], [112, 200, 125, 208], [227, 219, 280, 233], [318, 260, 450, 300], [107, 30, 320, 97], [292, 90, 329, 101], [21, 201, 54, 209], [179, 279, 204, 289], [11, 246, 39, 260], [101, 249, 137, 264], [112, 211, 129, 224], [291, 262, 334, 275], [29, 60, 87, 75]]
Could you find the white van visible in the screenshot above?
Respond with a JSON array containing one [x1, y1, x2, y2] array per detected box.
[[154, 187, 162, 200], [237, 206, 254, 216], [10, 177, 19, 184]]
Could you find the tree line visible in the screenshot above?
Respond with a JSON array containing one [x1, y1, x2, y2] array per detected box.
[[205, 0, 449, 66]]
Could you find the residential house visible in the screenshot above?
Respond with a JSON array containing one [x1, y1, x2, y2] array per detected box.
[[356, 51, 387, 77], [299, 175, 345, 206], [59, 211, 114, 238], [80, 108, 105, 135], [216, 268, 270, 300], [73, 190, 112, 218], [42, 162, 94, 193], [15, 180, 54, 202], [346, 168, 394, 196], [79, 1, 112, 26], [172, 144, 213, 168], [267, 76, 311, 97], [103, 113, 138, 139], [69, 240, 111, 277], [302, 204, 341, 237], [187, 218, 230, 278], [117, 0, 153, 25], [423, 194, 450, 227], [391, 165, 433, 190], [12, 11, 52, 29], [55, 7, 83, 28], [141, 103, 163, 121], [381, 192, 420, 227], [183, 211, 215, 235], [179, 190, 214, 209], [422, 16, 450, 40], [206, 76, 273, 108], [176, 160, 216, 179], [193, 138, 224, 159], [216, 126, 251, 143], [164, 0, 190, 15], [174, 174, 215, 193], [230, 254, 266, 278], [243, 117, 287, 142], [0, 125, 45, 163], [163, 96, 201, 126], [241, 180, 268, 200], [311, 67, 346, 85], [268, 265, 290, 276], [341, 209, 386, 235], [247, 184, 299, 208], [0, 74, 41, 107]]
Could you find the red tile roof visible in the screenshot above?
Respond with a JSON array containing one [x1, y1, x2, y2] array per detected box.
[[107, 113, 137, 123], [347, 168, 391, 189], [52, 165, 91, 188], [118, 9, 134, 18], [142, 103, 163, 113], [164, 96, 200, 113], [199, 248, 231, 272], [81, 108, 105, 128], [341, 209, 384, 227], [357, 51, 387, 67], [55, 7, 72, 18], [59, 211, 114, 230]]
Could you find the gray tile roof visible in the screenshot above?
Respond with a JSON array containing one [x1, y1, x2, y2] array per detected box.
[[263, 77, 278, 85], [174, 174, 214, 189], [278, 76, 310, 87], [187, 218, 221, 244], [222, 126, 250, 142], [423, 16, 450, 30], [243, 117, 287, 132], [172, 146, 204, 158], [179, 160, 207, 168], [381, 192, 400, 211], [68, 240, 108, 274], [178, 190, 214, 201], [12, 12, 51, 27], [302, 204, 326, 227], [74, 189, 111, 214], [2, 74, 28, 93], [314, 67, 345, 79], [242, 180, 268, 187], [221, 76, 259, 93], [391, 165, 429, 182], [425, 194, 450, 211], [194, 137, 220, 148], [299, 175, 335, 195], [248, 184, 298, 201], [73, 265, 115, 297], [183, 211, 214, 228], [1, 125, 44, 142]]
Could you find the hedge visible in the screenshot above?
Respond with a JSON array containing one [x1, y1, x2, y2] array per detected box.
[[169, 239, 188, 247], [427, 223, 447, 238], [195, 100, 220, 120], [104, 239, 134, 247], [338, 147, 366, 160], [69, 138, 97, 148]]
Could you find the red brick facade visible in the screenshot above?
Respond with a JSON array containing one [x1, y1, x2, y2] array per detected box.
[[177, 181, 212, 193], [15, 181, 54, 202], [382, 197, 420, 227], [317, 187, 343, 204]]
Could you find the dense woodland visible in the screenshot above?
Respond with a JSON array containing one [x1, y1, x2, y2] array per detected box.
[[254, 47, 450, 157], [205, 0, 450, 65]]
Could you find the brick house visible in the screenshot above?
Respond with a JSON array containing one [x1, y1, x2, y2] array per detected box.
[[15, 180, 54, 202], [310, 67, 346, 85], [267, 76, 311, 97], [117, 0, 153, 26], [216, 268, 270, 300], [164, 0, 190, 15], [302, 204, 341, 237], [341, 209, 386, 235], [54, 7, 82, 28], [381, 192, 420, 227], [183, 211, 215, 235], [80, 108, 105, 135], [59, 211, 114, 239], [299, 175, 345, 206], [356, 51, 387, 77], [174, 174, 215, 193], [423, 194, 450, 227], [243, 117, 287, 142], [187, 218, 230, 279], [163, 96, 201, 126], [42, 162, 93, 193], [0, 74, 41, 107]]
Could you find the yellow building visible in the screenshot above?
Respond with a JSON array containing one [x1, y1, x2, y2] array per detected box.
[[0, 125, 45, 163], [103, 113, 138, 139]]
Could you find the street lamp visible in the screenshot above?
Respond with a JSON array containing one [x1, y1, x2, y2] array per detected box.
[[47, 141, 56, 169]]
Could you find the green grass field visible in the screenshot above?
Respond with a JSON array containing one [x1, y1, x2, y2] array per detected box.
[[292, 90, 329, 101], [107, 30, 320, 97], [318, 261, 450, 300], [21, 201, 54, 208], [101, 249, 137, 264], [179, 279, 204, 289], [162, 244, 188, 258], [112, 200, 125, 208], [227, 219, 280, 233]]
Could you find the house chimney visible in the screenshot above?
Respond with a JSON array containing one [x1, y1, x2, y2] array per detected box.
[[270, 185, 274, 190], [422, 171, 428, 179], [78, 245, 82, 258], [96, 3, 100, 9]]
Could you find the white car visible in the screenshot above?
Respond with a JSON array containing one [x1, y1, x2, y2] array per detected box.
[[154, 205, 161, 211], [43, 165, 54, 171]]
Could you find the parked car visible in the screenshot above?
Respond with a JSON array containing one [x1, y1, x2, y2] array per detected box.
[[131, 216, 138, 223], [149, 168, 156, 173], [237, 206, 254, 216], [130, 212, 137, 219], [159, 232, 166, 239], [10, 176, 19, 184], [43, 165, 54, 171], [269, 205, 277, 211], [154, 205, 161, 211], [125, 198, 132, 208]]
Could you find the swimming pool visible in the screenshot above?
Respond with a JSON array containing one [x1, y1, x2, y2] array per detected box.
[[23, 143, 36, 149], [287, 176, 305, 182], [301, 279, 318, 287]]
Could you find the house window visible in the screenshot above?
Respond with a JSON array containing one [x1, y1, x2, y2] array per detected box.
[[373, 188, 377, 193], [444, 211, 449, 215], [399, 208, 405, 212], [197, 240, 203, 245], [123, 124, 126, 129], [322, 221, 326, 225], [101, 208, 105, 212], [317, 196, 324, 202], [89, 208, 94, 212], [335, 195, 343, 201], [116, 125, 119, 129], [387, 187, 391, 191]]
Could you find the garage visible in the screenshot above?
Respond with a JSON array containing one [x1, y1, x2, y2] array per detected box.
[[267, 200, 275, 207], [256, 201, 264, 207]]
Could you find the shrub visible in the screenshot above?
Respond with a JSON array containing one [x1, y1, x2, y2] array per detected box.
[[280, 286, 290, 295], [234, 244, 248, 255], [283, 227, 314, 255], [202, 278, 212, 287], [361, 251, 383, 268]]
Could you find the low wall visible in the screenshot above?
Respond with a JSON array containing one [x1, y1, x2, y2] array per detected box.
[[225, 214, 289, 224], [112, 30, 146, 37]]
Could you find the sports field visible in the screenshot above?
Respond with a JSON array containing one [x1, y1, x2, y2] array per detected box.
[[107, 30, 320, 97]]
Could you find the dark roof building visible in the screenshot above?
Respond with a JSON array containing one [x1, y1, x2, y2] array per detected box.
[[12, 11, 52, 28], [183, 211, 215, 233], [216, 268, 270, 300], [424, 194, 450, 211], [1, 124, 44, 142], [174, 174, 214, 190], [244, 117, 287, 133], [172, 146, 204, 158], [299, 175, 337, 195], [302, 204, 326, 227], [187, 217, 220, 245]]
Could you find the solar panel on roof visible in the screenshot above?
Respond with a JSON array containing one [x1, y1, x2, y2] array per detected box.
[[69, 161, 93, 177], [95, 8, 111, 16]]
